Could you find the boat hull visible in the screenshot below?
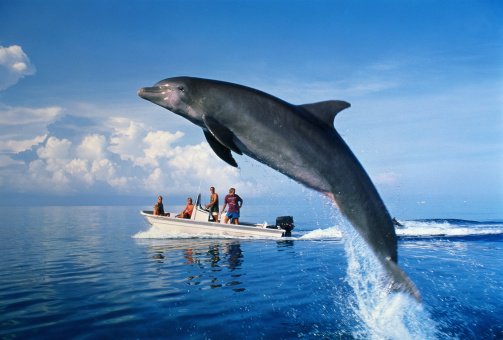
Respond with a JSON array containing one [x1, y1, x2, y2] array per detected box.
[[140, 211, 286, 238]]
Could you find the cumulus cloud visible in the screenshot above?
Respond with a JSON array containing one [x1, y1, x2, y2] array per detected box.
[[37, 136, 72, 161], [0, 110, 258, 198], [0, 45, 36, 91], [106, 120, 254, 194], [160, 142, 249, 193], [108, 119, 152, 163], [76, 134, 108, 161], [24, 135, 129, 193], [144, 130, 184, 161], [108, 118, 184, 168], [0, 104, 61, 126], [0, 134, 47, 154], [0, 104, 62, 159]]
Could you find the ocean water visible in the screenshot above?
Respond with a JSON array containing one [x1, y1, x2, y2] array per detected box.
[[0, 205, 502, 339]]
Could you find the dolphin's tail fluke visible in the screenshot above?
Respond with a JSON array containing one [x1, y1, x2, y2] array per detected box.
[[382, 258, 421, 302]]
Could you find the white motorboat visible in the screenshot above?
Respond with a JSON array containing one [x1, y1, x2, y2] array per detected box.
[[140, 194, 294, 238]]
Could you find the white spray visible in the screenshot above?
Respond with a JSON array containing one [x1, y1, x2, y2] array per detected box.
[[338, 216, 438, 339]]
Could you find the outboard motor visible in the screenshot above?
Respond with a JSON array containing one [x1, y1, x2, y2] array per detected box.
[[275, 216, 294, 237]]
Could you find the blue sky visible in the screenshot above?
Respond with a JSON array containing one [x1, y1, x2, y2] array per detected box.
[[0, 0, 501, 219]]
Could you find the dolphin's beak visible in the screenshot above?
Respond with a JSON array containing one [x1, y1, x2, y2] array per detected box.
[[138, 87, 147, 99], [138, 86, 162, 100]]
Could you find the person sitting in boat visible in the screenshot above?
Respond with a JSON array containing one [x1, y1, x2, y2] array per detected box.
[[153, 195, 167, 216], [204, 186, 219, 222], [221, 188, 243, 225], [176, 197, 194, 219]]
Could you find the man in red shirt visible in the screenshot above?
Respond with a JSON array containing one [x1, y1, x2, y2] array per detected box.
[[221, 188, 243, 224]]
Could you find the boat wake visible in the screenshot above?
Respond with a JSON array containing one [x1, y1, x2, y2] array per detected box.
[[298, 226, 342, 240], [395, 219, 503, 239], [297, 219, 503, 241]]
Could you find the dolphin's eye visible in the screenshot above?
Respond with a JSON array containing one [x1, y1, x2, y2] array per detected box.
[[178, 86, 185, 92]]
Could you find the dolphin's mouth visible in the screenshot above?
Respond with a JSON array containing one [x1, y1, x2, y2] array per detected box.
[[138, 86, 163, 100]]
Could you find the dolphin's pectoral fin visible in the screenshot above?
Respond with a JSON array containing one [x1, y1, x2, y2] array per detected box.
[[299, 100, 351, 127], [203, 130, 238, 167], [202, 115, 243, 155]]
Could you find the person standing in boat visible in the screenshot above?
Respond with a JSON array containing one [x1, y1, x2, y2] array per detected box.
[[176, 197, 194, 219], [153, 195, 167, 216], [204, 186, 219, 222], [221, 188, 243, 225]]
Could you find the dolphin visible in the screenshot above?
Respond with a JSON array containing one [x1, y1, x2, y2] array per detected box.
[[138, 76, 420, 300]]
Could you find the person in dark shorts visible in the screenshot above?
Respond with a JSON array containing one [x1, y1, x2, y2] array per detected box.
[[153, 195, 167, 216], [221, 188, 243, 225], [204, 186, 219, 222]]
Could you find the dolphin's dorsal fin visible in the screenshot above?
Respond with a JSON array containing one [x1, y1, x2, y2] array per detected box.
[[203, 130, 238, 167], [203, 115, 243, 155], [299, 100, 350, 127]]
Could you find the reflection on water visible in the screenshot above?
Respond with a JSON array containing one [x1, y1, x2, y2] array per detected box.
[[183, 242, 244, 291], [136, 239, 296, 293], [137, 240, 244, 292]]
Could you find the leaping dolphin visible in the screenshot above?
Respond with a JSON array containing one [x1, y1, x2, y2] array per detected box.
[[138, 76, 420, 300]]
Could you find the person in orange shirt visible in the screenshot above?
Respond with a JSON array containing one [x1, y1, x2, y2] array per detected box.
[[176, 197, 194, 219]]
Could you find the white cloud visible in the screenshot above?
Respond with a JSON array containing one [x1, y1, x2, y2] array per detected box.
[[0, 134, 47, 153], [108, 119, 152, 163], [144, 167, 164, 191], [65, 158, 93, 184], [28, 136, 124, 191], [162, 142, 248, 193], [28, 158, 70, 192], [0, 104, 62, 126], [31, 137, 73, 191], [0, 105, 62, 161], [108, 118, 185, 168], [76, 134, 108, 161], [37, 137, 72, 165], [89, 158, 127, 188], [144, 130, 184, 162], [0, 112, 254, 197], [0, 45, 36, 91]]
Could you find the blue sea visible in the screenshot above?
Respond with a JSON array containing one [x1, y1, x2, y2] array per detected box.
[[1, 204, 502, 339]]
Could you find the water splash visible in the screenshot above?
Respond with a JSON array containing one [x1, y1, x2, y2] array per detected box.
[[340, 221, 438, 339]]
